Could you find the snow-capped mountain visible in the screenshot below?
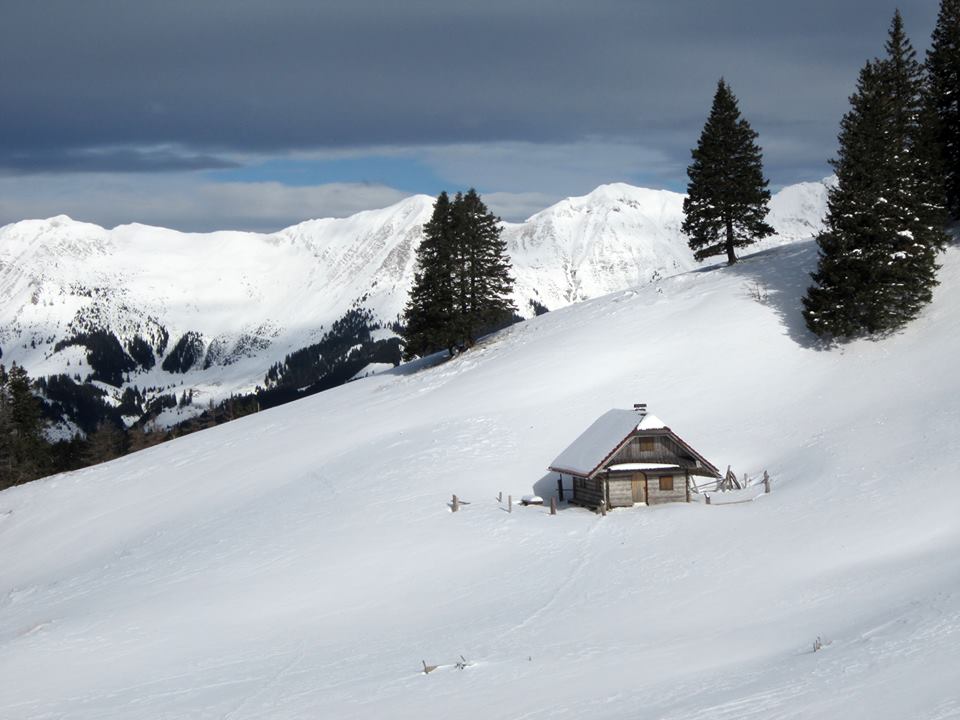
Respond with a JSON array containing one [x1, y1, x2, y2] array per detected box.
[[0, 180, 830, 423], [766, 177, 835, 242]]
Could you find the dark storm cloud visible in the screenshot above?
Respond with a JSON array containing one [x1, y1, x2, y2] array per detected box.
[[0, 147, 239, 175], [0, 0, 942, 184]]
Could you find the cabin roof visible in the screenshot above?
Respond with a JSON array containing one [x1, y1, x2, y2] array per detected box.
[[548, 409, 665, 477], [548, 408, 721, 479]]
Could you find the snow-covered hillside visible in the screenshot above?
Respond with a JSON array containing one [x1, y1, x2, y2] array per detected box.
[[2, 234, 958, 719], [0, 181, 830, 420]]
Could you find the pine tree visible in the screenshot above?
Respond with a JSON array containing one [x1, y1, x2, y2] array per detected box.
[[452, 189, 515, 347], [127, 424, 166, 453], [803, 12, 948, 339], [82, 421, 127, 466], [682, 78, 774, 265], [0, 365, 13, 486], [928, 0, 960, 221], [0, 363, 48, 488], [802, 60, 897, 337], [402, 191, 457, 359], [402, 189, 515, 358]]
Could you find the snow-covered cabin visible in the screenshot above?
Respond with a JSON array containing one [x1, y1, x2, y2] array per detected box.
[[548, 407, 721, 510]]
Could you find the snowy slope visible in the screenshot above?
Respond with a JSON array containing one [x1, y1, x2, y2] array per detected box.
[[0, 181, 830, 416], [1, 235, 959, 719]]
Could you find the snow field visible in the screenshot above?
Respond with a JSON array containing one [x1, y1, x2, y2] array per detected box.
[[1, 237, 960, 718]]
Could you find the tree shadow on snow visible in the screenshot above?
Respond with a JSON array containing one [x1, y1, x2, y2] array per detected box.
[[718, 239, 827, 350], [711, 234, 958, 349], [384, 350, 451, 377], [386, 323, 525, 379]]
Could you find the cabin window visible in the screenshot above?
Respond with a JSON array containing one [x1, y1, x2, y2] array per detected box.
[[575, 477, 585, 490], [659, 475, 674, 491], [639, 437, 656, 452]]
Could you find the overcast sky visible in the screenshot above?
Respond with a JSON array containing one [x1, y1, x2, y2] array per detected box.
[[0, 0, 943, 231]]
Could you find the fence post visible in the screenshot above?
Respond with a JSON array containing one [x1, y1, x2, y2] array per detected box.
[[508, 495, 512, 513], [550, 497, 557, 515], [452, 494, 459, 512], [706, 494, 711, 505], [764, 471, 771, 494], [497, 491, 502, 503]]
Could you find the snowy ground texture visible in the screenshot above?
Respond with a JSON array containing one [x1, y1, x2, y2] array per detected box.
[[2, 235, 960, 719]]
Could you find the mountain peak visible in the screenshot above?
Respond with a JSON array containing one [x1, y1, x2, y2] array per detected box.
[[525, 183, 684, 224], [584, 182, 681, 200]]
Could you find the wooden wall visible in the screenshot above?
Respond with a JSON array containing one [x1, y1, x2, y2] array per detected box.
[[571, 468, 691, 509], [572, 476, 604, 507], [608, 479, 633, 508], [610, 434, 694, 466], [645, 474, 688, 505]]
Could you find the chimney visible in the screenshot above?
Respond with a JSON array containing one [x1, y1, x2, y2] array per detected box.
[[633, 403, 647, 414]]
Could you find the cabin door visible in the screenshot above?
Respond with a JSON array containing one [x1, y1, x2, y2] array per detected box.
[[631, 472, 646, 504]]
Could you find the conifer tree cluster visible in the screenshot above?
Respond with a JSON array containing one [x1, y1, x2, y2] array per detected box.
[[928, 0, 960, 221], [0, 363, 48, 489], [402, 189, 515, 359], [803, 12, 949, 340], [0, 361, 267, 489], [682, 79, 774, 265]]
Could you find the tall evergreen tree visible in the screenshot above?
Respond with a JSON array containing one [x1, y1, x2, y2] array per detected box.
[[402, 192, 457, 359], [803, 12, 948, 339], [927, 0, 960, 221], [682, 78, 774, 265], [452, 189, 515, 347], [402, 189, 515, 359], [0, 365, 12, 486], [0, 363, 48, 488]]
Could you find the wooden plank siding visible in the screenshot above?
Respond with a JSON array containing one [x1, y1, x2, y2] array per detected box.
[[571, 476, 605, 508], [645, 474, 688, 504], [610, 433, 692, 466], [608, 479, 633, 508], [573, 471, 691, 509]]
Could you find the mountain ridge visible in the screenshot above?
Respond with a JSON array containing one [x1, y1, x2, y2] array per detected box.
[[0, 179, 831, 428]]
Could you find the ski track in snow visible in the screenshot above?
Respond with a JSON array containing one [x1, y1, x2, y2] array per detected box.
[[220, 642, 306, 720], [507, 516, 603, 636]]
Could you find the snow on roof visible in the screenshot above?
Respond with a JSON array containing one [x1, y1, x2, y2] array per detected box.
[[606, 463, 680, 471], [550, 408, 652, 477], [638, 414, 666, 430]]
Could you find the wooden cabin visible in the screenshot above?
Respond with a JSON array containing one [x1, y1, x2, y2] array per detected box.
[[548, 406, 720, 510]]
